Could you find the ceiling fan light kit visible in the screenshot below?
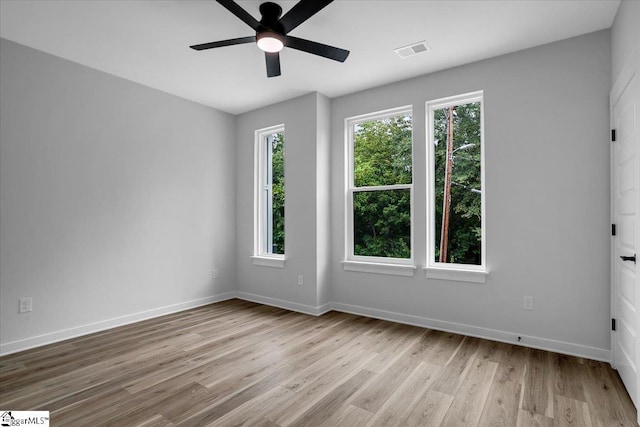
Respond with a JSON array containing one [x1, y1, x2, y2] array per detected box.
[[190, 0, 350, 77], [256, 32, 284, 53]]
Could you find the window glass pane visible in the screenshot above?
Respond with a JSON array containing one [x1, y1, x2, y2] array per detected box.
[[269, 131, 285, 255], [354, 115, 412, 187], [433, 102, 481, 265], [353, 189, 411, 258]]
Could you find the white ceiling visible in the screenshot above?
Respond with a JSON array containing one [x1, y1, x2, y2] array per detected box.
[[0, 0, 620, 114]]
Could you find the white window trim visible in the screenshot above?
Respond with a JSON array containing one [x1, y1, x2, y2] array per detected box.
[[253, 124, 285, 268], [342, 260, 417, 276], [344, 105, 415, 276], [425, 91, 487, 283], [251, 255, 285, 268], [423, 265, 488, 283]]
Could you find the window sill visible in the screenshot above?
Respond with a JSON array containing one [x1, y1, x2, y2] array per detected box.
[[423, 266, 488, 283], [342, 260, 416, 277], [251, 256, 285, 268]]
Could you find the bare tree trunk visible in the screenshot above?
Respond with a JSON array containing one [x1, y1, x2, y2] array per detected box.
[[439, 106, 454, 263]]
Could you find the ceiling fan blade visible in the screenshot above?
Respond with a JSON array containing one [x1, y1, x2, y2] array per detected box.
[[265, 52, 281, 77], [190, 36, 256, 50], [216, 0, 261, 31], [284, 36, 349, 62], [279, 0, 334, 33]]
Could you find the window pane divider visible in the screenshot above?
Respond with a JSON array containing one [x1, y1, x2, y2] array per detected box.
[[352, 184, 412, 192]]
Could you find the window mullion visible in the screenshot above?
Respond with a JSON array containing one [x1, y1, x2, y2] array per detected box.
[[352, 183, 412, 193]]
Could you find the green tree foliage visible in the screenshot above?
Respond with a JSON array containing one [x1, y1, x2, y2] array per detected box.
[[271, 132, 285, 254], [349, 104, 481, 263], [353, 115, 412, 258], [354, 189, 411, 258], [354, 116, 412, 187], [433, 102, 482, 264]]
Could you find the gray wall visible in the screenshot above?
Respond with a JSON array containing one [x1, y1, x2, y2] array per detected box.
[[611, 0, 640, 85], [235, 93, 329, 312], [329, 30, 611, 357], [0, 39, 236, 353], [316, 93, 332, 308]]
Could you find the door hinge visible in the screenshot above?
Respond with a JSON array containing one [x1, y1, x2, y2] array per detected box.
[[612, 318, 617, 331], [611, 129, 616, 142], [612, 224, 617, 236]]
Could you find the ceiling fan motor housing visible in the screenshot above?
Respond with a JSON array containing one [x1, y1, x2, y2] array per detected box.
[[259, 2, 285, 35]]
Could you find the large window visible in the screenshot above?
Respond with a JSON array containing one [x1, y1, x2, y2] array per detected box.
[[427, 92, 486, 280], [345, 106, 414, 273], [253, 125, 285, 267]]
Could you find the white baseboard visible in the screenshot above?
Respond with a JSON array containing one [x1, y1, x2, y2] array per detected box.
[[1, 292, 611, 363], [329, 301, 611, 363], [235, 291, 332, 316], [0, 292, 236, 356]]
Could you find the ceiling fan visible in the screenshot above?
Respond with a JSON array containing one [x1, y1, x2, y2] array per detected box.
[[190, 0, 350, 78]]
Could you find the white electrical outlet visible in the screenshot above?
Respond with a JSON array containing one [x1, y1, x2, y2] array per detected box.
[[523, 296, 534, 311], [297, 275, 304, 286], [19, 297, 32, 313], [213, 269, 219, 279]]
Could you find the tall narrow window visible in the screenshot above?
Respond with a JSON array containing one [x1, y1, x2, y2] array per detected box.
[[345, 107, 413, 271], [254, 125, 285, 266], [427, 92, 486, 280]]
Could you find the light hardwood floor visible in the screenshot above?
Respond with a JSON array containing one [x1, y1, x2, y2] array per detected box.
[[0, 299, 637, 426]]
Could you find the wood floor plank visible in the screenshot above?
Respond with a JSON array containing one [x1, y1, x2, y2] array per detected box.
[[39, 380, 123, 413], [477, 376, 521, 427], [430, 336, 481, 395], [156, 376, 248, 422], [440, 357, 499, 426], [287, 369, 376, 427], [174, 368, 294, 426], [140, 382, 214, 422], [51, 387, 133, 425], [180, 315, 340, 392], [2, 339, 191, 409], [581, 360, 638, 426], [323, 404, 374, 427], [251, 418, 280, 427], [494, 344, 529, 385], [516, 409, 554, 427], [521, 348, 555, 418], [264, 349, 377, 426], [136, 414, 175, 427], [126, 311, 328, 394], [401, 389, 455, 426], [363, 326, 424, 373], [0, 359, 27, 376], [1, 299, 637, 426], [208, 385, 294, 426], [553, 354, 587, 402], [423, 331, 466, 366], [281, 340, 372, 392], [403, 329, 442, 361], [366, 362, 442, 427], [352, 354, 420, 413], [475, 338, 506, 363], [554, 394, 593, 427]]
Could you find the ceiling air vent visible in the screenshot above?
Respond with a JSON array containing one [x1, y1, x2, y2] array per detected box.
[[394, 41, 430, 59]]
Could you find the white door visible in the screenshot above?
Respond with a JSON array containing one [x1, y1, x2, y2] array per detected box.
[[612, 58, 640, 414]]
